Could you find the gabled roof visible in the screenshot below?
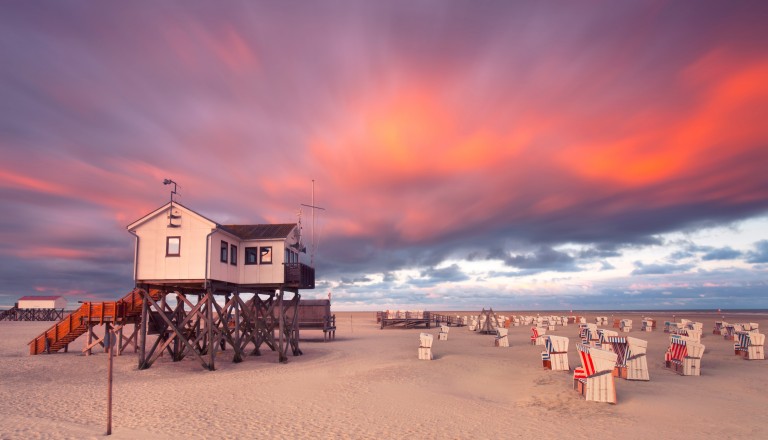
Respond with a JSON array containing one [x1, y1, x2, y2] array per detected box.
[[19, 296, 63, 301], [126, 201, 218, 230], [220, 224, 297, 240], [126, 202, 296, 240]]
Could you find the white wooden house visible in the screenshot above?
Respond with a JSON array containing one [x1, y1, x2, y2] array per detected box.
[[126, 201, 314, 290], [17, 296, 67, 309]]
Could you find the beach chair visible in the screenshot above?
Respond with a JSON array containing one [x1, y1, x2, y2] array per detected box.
[[438, 325, 449, 341], [580, 323, 599, 345], [531, 326, 546, 345], [573, 344, 618, 403], [735, 331, 765, 360], [606, 336, 649, 381], [613, 318, 621, 329], [542, 335, 569, 371], [664, 335, 704, 375], [495, 327, 509, 347], [418, 333, 433, 360], [596, 329, 618, 350], [620, 319, 632, 332], [641, 319, 654, 332]]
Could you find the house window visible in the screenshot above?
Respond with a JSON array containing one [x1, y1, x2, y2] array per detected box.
[[230, 244, 237, 265], [220, 240, 228, 263], [260, 246, 272, 264], [166, 236, 180, 256], [245, 247, 258, 265]]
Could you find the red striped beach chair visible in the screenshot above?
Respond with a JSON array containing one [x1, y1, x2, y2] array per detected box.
[[542, 335, 569, 371], [531, 326, 546, 345], [735, 331, 765, 360], [664, 335, 704, 375], [573, 343, 618, 403]]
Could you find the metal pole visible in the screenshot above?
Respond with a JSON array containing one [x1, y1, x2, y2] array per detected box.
[[106, 324, 114, 435]]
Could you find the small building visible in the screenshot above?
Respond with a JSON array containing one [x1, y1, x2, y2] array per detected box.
[[126, 201, 313, 289], [17, 296, 67, 310]]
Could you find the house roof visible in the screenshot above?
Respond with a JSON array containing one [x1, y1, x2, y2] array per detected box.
[[19, 296, 63, 301], [126, 201, 218, 230], [220, 224, 297, 240], [127, 202, 296, 240]]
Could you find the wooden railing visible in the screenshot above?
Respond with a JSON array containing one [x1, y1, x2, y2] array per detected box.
[[284, 263, 315, 289], [28, 288, 154, 355]]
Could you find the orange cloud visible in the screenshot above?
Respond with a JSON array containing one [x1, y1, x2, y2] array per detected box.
[[558, 52, 768, 188]]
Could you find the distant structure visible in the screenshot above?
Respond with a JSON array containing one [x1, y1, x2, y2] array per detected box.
[[18, 296, 67, 310], [29, 198, 316, 370], [0, 296, 66, 321]]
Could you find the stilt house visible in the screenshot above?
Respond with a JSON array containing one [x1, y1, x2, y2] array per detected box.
[[126, 201, 314, 291]]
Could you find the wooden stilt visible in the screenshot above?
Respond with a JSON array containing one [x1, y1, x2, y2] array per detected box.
[[138, 289, 149, 369]]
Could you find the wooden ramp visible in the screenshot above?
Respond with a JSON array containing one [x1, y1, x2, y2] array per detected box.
[[28, 288, 160, 355]]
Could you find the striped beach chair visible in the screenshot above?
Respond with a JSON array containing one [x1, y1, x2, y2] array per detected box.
[[641, 318, 655, 332], [573, 343, 618, 403], [596, 329, 618, 350], [542, 335, 569, 371], [531, 326, 546, 345], [664, 335, 704, 375], [606, 336, 649, 381], [735, 331, 765, 360]]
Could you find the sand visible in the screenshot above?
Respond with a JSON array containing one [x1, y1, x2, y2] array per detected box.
[[1, 311, 766, 439]]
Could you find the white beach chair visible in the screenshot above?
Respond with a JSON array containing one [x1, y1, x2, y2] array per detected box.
[[419, 333, 433, 360], [438, 325, 449, 341], [735, 331, 765, 360], [542, 335, 569, 371], [573, 344, 618, 403], [620, 319, 632, 332], [495, 328, 509, 347], [607, 336, 649, 381], [531, 326, 546, 345], [664, 335, 704, 376]]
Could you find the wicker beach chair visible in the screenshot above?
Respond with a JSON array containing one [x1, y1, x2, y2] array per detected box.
[[573, 344, 618, 403], [735, 331, 765, 360], [542, 335, 569, 371], [495, 327, 509, 347], [418, 333, 433, 360], [664, 335, 704, 376]]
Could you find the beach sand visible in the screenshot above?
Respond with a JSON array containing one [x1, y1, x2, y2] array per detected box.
[[1, 311, 765, 439]]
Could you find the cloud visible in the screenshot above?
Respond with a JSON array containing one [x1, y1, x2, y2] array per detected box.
[[631, 261, 695, 276], [499, 246, 580, 273], [746, 240, 768, 263], [1, 2, 767, 309], [701, 246, 742, 261]]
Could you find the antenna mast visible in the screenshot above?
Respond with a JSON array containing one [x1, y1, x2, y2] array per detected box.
[[301, 179, 325, 267]]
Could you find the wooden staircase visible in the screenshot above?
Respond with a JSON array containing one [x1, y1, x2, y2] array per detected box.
[[28, 288, 161, 355]]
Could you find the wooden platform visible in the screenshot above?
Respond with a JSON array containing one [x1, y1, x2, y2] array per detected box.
[[380, 312, 433, 329], [432, 314, 465, 327]]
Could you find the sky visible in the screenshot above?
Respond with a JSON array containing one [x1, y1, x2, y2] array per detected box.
[[1, 1, 767, 311]]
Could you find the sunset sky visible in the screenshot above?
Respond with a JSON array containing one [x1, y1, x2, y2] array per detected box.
[[1, 1, 767, 310]]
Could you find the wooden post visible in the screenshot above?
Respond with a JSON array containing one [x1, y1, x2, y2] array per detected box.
[[106, 324, 114, 435], [207, 290, 215, 371], [138, 290, 149, 369], [278, 289, 286, 363], [86, 324, 93, 356]]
